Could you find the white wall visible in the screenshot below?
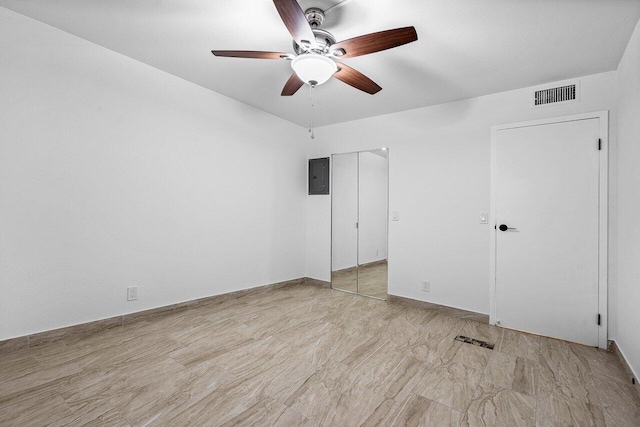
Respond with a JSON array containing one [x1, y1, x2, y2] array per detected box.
[[306, 72, 617, 314], [615, 17, 640, 379], [0, 7, 307, 341]]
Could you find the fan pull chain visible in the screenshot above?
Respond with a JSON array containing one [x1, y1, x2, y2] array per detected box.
[[308, 83, 315, 139]]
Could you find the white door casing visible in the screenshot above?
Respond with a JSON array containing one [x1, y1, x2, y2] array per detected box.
[[490, 111, 608, 349]]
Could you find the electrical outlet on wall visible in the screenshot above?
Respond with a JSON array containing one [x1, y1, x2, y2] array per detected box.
[[421, 281, 430, 292], [127, 286, 138, 301]]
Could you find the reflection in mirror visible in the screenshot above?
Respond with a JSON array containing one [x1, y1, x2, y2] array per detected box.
[[357, 149, 388, 299], [331, 149, 388, 299], [331, 152, 358, 293]]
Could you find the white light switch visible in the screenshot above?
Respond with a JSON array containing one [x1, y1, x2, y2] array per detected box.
[[392, 211, 399, 221], [479, 212, 488, 224]]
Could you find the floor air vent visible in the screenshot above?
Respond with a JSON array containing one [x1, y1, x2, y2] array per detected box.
[[455, 335, 495, 350], [533, 83, 578, 107]]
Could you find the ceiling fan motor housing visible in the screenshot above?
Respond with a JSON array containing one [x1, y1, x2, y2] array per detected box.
[[293, 28, 336, 55]]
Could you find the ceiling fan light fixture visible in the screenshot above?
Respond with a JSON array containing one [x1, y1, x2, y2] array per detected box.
[[291, 53, 337, 86]]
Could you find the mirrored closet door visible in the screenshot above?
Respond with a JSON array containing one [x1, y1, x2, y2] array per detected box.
[[331, 149, 388, 299]]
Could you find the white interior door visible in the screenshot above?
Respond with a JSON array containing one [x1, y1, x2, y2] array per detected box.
[[494, 118, 601, 346]]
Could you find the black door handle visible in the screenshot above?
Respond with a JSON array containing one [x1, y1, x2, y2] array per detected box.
[[499, 224, 517, 231]]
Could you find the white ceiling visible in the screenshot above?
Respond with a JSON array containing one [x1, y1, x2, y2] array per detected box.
[[1, 0, 639, 127]]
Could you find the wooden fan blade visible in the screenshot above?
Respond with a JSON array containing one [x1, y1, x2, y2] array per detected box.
[[211, 50, 292, 60], [330, 26, 417, 59], [334, 63, 381, 94], [281, 73, 304, 96], [273, 0, 316, 48]]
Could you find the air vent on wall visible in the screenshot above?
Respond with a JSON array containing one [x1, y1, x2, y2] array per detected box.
[[532, 82, 579, 108]]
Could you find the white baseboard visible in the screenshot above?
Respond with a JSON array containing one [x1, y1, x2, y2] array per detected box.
[[610, 340, 640, 398]]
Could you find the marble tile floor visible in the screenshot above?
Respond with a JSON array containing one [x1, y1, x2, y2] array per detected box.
[[1, 284, 639, 426]]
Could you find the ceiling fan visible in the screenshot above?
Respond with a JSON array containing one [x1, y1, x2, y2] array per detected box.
[[211, 0, 418, 96]]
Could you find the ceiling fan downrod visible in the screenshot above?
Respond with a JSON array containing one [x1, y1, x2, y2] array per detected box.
[[304, 8, 324, 28]]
